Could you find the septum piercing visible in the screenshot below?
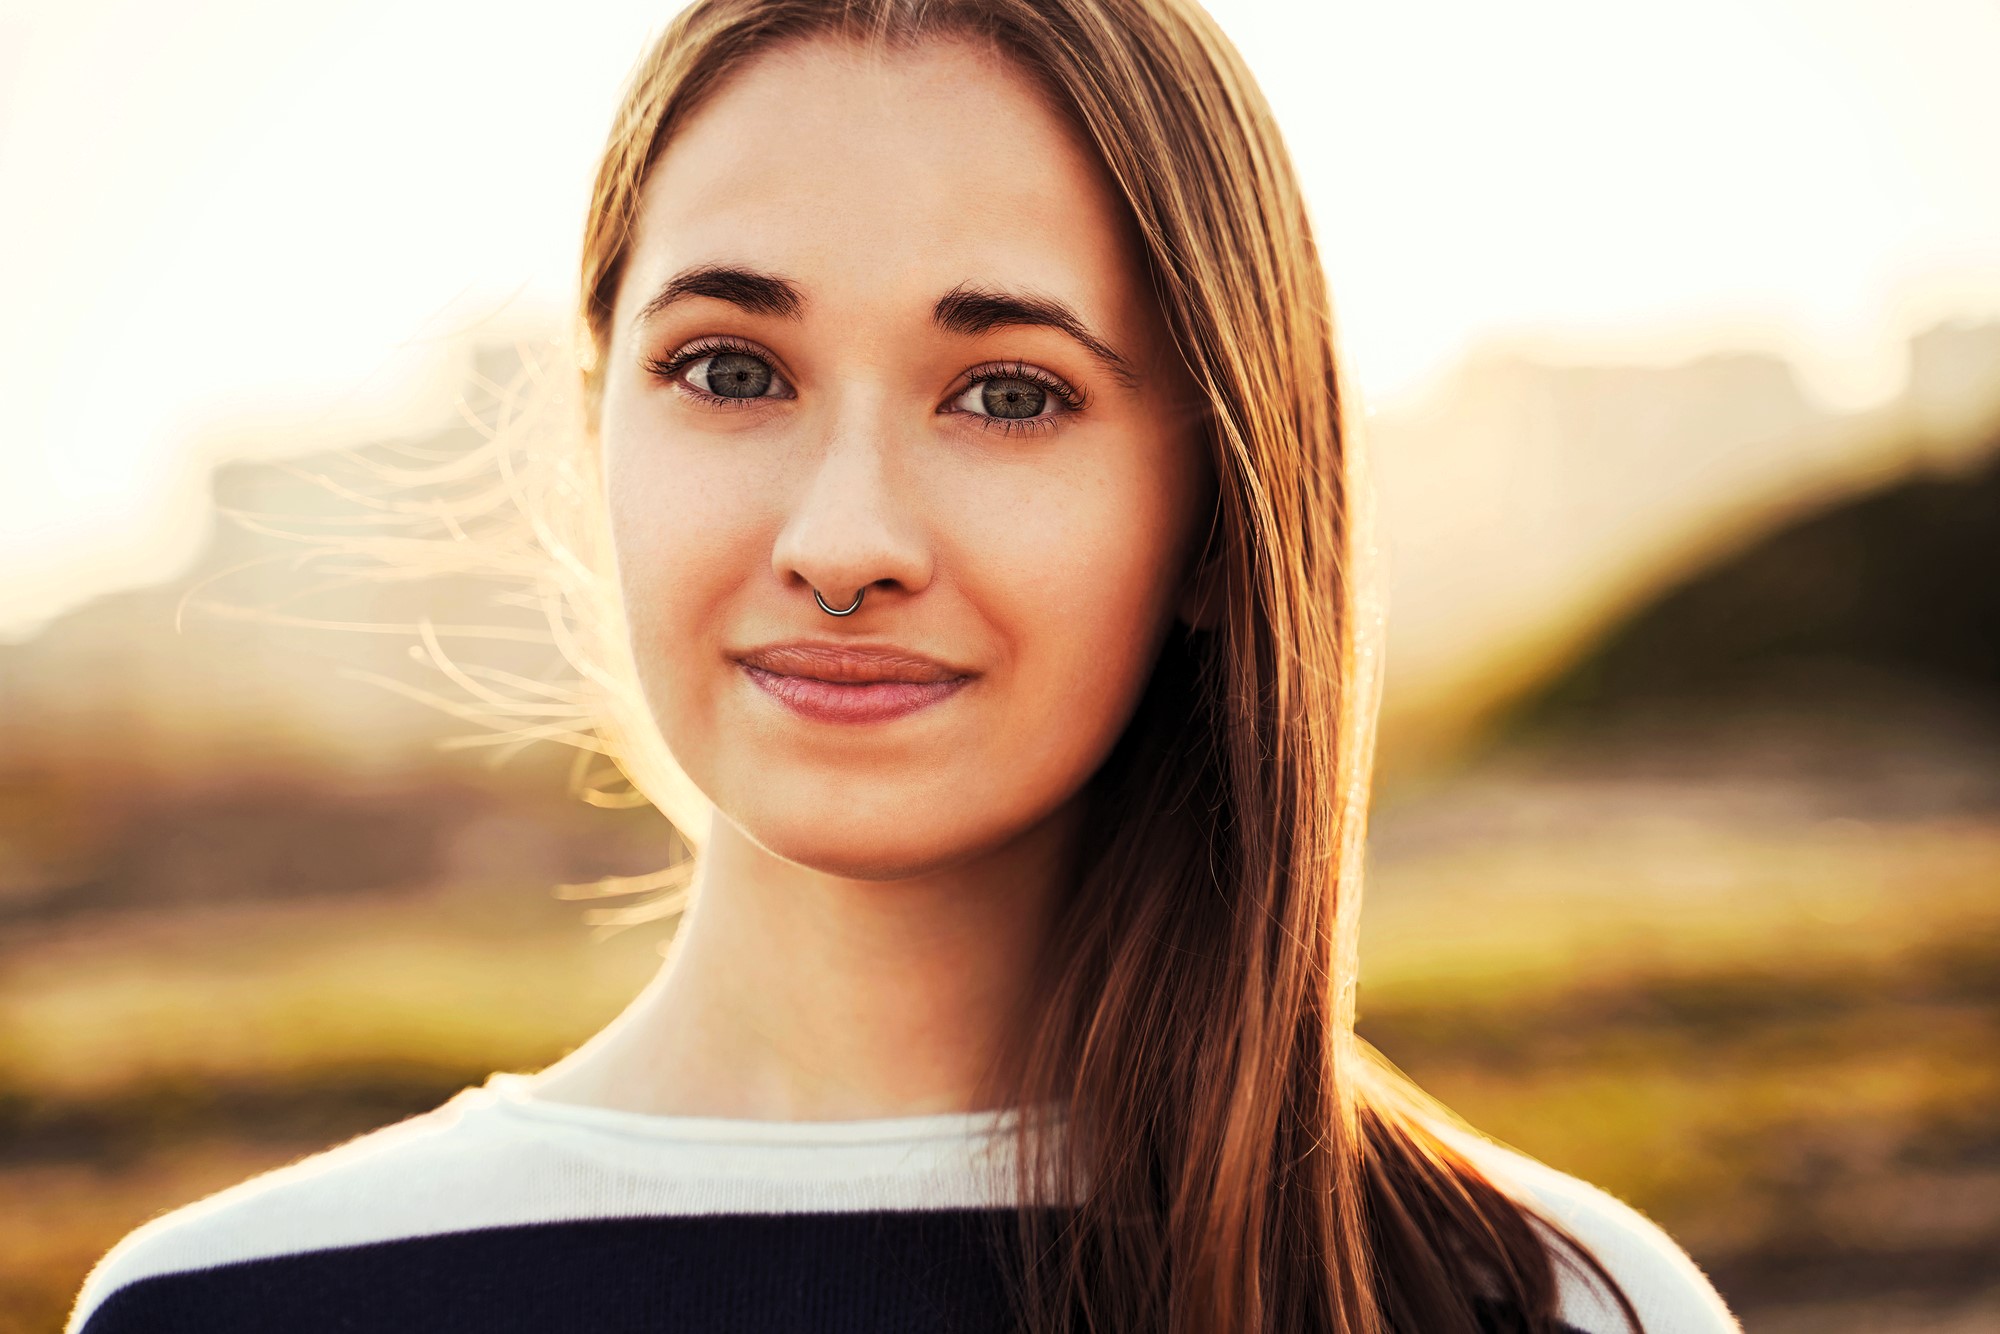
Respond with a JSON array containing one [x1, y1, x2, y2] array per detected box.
[[814, 586, 865, 616]]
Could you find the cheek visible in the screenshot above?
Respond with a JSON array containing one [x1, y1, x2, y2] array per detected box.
[[958, 445, 1189, 752], [602, 423, 770, 751]]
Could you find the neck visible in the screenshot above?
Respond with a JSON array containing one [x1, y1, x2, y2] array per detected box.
[[531, 797, 1081, 1122]]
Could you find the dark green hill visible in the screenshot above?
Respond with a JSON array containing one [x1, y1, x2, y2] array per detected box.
[[1515, 438, 2000, 725]]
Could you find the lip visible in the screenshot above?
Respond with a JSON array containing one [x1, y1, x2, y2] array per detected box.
[[735, 641, 973, 725]]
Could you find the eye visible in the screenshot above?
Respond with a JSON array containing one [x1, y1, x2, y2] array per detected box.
[[644, 336, 793, 406], [946, 362, 1087, 437]]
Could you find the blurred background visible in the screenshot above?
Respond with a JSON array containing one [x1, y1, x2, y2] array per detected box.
[[3, 0, 1997, 1330]]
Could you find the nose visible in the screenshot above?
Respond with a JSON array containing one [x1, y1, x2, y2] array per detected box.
[[769, 407, 934, 613]]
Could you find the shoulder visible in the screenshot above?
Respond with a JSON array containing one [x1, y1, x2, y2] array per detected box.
[[66, 1087, 503, 1333], [1425, 1117, 1744, 1334]]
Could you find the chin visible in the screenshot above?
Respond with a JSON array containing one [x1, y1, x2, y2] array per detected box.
[[737, 807, 984, 881], [716, 761, 1035, 880]]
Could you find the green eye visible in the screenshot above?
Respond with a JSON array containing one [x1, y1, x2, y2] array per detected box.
[[694, 351, 777, 399], [980, 378, 1048, 419], [947, 362, 1085, 438]]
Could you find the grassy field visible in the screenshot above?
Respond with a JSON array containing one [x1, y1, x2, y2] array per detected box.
[[4, 799, 1996, 1332]]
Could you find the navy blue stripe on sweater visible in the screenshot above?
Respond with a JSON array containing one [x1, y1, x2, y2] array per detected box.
[[77, 1209, 1577, 1334], [66, 1072, 1740, 1332]]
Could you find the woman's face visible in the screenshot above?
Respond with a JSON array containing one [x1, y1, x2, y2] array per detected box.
[[598, 35, 1213, 879]]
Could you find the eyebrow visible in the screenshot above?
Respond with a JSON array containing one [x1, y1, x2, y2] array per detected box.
[[630, 263, 1142, 390], [933, 282, 1141, 390], [631, 263, 805, 324]]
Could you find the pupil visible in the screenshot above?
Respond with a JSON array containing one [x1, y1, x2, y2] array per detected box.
[[707, 352, 771, 398], [982, 379, 1046, 419]]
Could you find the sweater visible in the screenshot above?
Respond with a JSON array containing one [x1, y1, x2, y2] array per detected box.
[[66, 1071, 1743, 1333]]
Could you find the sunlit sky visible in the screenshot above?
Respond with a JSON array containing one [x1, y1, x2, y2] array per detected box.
[[2, 0, 1997, 639]]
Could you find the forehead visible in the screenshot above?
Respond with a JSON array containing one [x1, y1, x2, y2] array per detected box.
[[616, 35, 1147, 336]]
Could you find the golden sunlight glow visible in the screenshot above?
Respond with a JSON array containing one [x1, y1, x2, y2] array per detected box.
[[2, 0, 1997, 638]]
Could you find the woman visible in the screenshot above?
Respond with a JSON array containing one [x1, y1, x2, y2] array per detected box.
[[69, 1, 1743, 1331]]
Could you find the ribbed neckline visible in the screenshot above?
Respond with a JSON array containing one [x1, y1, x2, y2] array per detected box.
[[477, 1071, 1064, 1147]]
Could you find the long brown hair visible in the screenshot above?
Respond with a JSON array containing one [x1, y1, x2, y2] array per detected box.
[[560, 1, 1649, 1331]]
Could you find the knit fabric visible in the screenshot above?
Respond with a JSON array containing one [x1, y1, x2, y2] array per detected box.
[[67, 1072, 1742, 1332]]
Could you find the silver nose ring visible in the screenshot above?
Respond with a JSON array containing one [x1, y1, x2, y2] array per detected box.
[[814, 586, 865, 616]]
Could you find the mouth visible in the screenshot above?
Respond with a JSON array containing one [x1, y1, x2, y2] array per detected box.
[[734, 641, 973, 724]]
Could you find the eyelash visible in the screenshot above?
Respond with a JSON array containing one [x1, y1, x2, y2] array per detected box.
[[642, 336, 1087, 438], [960, 361, 1087, 436]]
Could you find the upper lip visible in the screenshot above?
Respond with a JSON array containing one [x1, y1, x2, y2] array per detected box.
[[736, 640, 971, 684]]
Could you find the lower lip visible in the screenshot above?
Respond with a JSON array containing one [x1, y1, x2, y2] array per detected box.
[[741, 664, 969, 724]]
